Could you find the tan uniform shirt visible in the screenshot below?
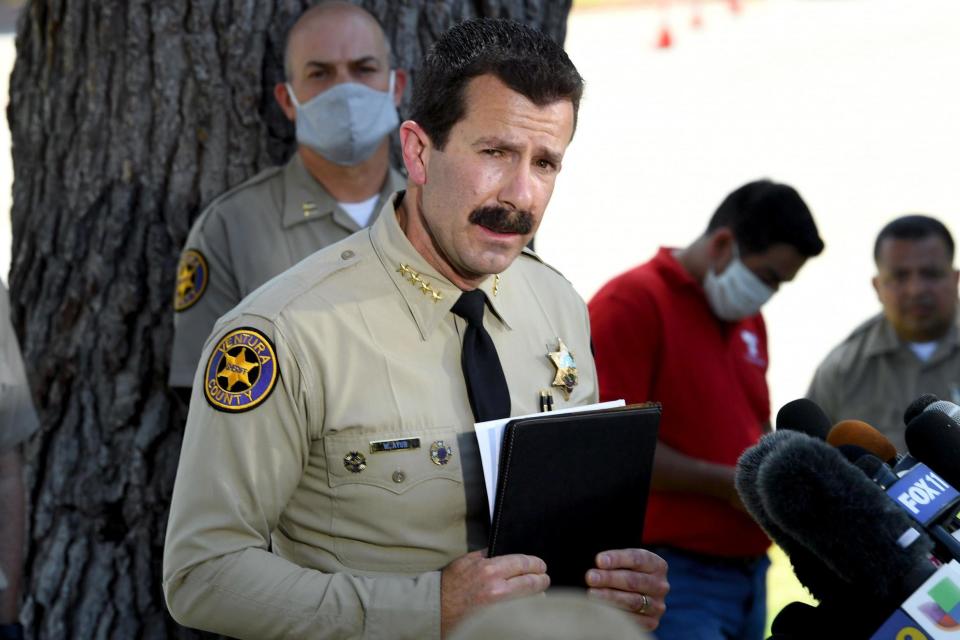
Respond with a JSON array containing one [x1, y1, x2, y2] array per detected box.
[[162, 193, 599, 639], [0, 283, 40, 452], [807, 311, 960, 452], [169, 154, 406, 387]]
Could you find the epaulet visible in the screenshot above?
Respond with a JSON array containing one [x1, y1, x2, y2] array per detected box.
[[518, 246, 570, 281], [238, 235, 367, 321], [205, 164, 285, 212]]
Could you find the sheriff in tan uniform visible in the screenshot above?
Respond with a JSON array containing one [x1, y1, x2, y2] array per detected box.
[[163, 194, 596, 638], [169, 2, 407, 387], [169, 158, 405, 386], [164, 17, 669, 639]]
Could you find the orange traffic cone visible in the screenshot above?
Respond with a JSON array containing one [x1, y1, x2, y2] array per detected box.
[[657, 24, 673, 48]]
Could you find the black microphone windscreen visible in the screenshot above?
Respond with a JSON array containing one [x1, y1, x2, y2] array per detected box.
[[904, 393, 939, 425], [736, 431, 848, 603], [853, 454, 898, 490], [925, 400, 960, 422], [836, 444, 872, 465], [757, 434, 935, 605], [776, 398, 832, 440], [905, 409, 960, 489]]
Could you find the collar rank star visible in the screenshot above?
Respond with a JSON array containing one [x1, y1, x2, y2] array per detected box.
[[174, 249, 208, 311], [397, 263, 443, 302], [547, 338, 578, 401], [204, 327, 279, 412]]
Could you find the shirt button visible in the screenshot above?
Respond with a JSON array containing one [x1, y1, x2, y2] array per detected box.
[[392, 470, 406, 484], [341, 250, 355, 260]]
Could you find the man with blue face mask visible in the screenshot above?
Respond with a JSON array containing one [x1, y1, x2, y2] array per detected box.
[[169, 1, 407, 390], [589, 180, 824, 640]]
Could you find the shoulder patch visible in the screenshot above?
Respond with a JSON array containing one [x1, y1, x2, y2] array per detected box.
[[174, 249, 209, 311], [204, 327, 279, 413]]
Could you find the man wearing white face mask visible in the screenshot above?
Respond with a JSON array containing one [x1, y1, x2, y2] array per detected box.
[[169, 1, 407, 390], [589, 180, 824, 640]]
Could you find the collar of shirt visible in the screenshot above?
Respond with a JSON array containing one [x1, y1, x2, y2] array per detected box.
[[868, 309, 960, 363], [368, 192, 514, 341], [280, 154, 405, 232], [652, 246, 702, 291]]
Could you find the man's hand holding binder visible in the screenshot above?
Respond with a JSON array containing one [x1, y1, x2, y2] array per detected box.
[[440, 402, 670, 634]]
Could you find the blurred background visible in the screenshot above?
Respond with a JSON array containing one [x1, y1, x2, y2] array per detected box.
[[1, 0, 958, 631]]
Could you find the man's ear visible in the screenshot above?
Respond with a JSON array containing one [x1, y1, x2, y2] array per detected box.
[[400, 120, 431, 186], [392, 69, 408, 107], [706, 227, 736, 273], [871, 274, 881, 301], [275, 82, 296, 122]]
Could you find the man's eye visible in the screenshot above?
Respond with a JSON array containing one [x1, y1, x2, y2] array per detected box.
[[483, 149, 504, 158], [536, 159, 557, 171]]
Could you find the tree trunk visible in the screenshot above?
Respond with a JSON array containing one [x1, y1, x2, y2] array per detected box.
[[6, 1, 572, 637]]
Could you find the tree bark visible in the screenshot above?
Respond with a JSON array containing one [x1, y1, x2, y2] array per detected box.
[[6, 1, 572, 637]]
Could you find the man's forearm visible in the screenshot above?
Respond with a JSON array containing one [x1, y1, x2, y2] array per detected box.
[[650, 441, 740, 507], [0, 449, 25, 624]]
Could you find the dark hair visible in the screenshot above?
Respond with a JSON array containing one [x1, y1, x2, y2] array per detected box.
[[873, 215, 955, 263], [706, 179, 824, 257], [409, 18, 584, 150]]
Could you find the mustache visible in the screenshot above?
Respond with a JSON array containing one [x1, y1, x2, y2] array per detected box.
[[468, 206, 534, 235]]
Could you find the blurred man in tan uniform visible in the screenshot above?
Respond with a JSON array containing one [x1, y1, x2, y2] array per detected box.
[[809, 215, 959, 451], [163, 18, 668, 640], [169, 1, 407, 388], [1, 283, 40, 640]]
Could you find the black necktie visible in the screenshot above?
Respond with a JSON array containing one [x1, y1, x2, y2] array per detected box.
[[451, 289, 511, 422]]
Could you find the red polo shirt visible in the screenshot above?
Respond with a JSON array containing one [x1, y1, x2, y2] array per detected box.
[[588, 248, 771, 557]]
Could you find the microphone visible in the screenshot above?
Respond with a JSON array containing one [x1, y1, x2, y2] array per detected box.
[[923, 399, 960, 422], [775, 398, 832, 440], [826, 420, 899, 465], [756, 434, 936, 606], [835, 412, 960, 563], [735, 430, 849, 603], [854, 454, 899, 490], [903, 393, 938, 425], [905, 408, 960, 492]]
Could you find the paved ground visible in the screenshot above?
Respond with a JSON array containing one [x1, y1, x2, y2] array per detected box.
[[1, 0, 958, 626]]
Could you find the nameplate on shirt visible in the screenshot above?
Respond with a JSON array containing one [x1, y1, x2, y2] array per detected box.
[[369, 437, 421, 454]]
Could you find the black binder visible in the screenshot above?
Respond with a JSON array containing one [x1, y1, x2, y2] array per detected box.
[[488, 404, 661, 588]]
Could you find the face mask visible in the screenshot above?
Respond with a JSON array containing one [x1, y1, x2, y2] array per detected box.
[[702, 244, 774, 321], [286, 71, 399, 166]]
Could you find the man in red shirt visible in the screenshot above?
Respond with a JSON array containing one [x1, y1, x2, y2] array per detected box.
[[589, 180, 824, 640]]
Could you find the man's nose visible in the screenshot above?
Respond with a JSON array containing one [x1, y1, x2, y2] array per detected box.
[[499, 162, 535, 214]]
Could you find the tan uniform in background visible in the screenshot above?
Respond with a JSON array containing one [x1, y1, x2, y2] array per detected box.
[[807, 310, 960, 451], [0, 283, 39, 594], [0, 284, 39, 453], [168, 155, 405, 386], [162, 194, 598, 639]]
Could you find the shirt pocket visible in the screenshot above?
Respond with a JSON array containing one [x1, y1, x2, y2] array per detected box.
[[322, 425, 467, 571]]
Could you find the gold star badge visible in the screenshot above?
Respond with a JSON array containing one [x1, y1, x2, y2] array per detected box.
[[219, 348, 258, 391], [547, 338, 578, 401]]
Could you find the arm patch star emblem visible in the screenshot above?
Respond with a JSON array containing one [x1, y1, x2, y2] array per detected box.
[[174, 249, 208, 311], [203, 327, 279, 413], [547, 338, 578, 401]]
